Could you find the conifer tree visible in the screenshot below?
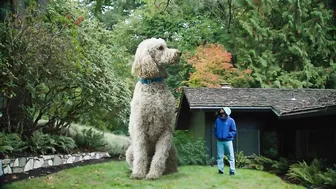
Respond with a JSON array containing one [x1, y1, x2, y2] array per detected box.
[[230, 0, 336, 88]]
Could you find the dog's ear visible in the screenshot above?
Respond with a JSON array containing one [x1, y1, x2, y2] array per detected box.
[[132, 50, 159, 78]]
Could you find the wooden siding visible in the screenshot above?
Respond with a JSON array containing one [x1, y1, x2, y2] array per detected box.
[[188, 111, 205, 138]]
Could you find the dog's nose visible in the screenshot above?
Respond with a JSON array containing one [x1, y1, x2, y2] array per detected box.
[[177, 50, 182, 56]]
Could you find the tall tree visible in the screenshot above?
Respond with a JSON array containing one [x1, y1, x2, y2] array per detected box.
[[228, 0, 336, 88], [0, 0, 132, 135], [185, 44, 253, 88]]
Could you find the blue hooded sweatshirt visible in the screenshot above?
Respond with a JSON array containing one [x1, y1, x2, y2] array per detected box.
[[214, 116, 237, 141]]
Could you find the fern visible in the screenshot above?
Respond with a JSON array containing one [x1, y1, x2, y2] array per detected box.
[[74, 128, 107, 151], [318, 165, 336, 187], [52, 135, 77, 153], [224, 151, 250, 168], [235, 151, 250, 168], [270, 157, 290, 175], [286, 159, 326, 188], [28, 131, 57, 155], [248, 154, 274, 171], [0, 132, 27, 154]]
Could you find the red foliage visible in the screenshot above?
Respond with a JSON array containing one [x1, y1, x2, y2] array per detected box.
[[73, 16, 84, 25], [185, 44, 252, 88]]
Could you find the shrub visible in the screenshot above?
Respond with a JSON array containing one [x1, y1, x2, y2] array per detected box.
[[173, 130, 210, 165], [52, 135, 77, 154], [224, 151, 250, 168], [0, 133, 27, 154], [73, 128, 107, 151], [28, 131, 57, 155], [271, 157, 290, 175], [286, 159, 326, 188], [319, 165, 336, 188], [247, 154, 290, 175], [248, 154, 275, 171]]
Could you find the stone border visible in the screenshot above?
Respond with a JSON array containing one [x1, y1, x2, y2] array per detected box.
[[1, 152, 110, 175]]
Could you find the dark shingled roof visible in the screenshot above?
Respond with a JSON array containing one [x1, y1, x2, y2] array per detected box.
[[182, 87, 336, 116]]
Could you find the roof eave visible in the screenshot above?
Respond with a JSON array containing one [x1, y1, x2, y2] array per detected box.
[[278, 105, 336, 119], [189, 105, 336, 119], [189, 106, 281, 117]]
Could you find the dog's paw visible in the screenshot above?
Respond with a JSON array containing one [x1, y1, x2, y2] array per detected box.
[[130, 173, 146, 180], [145, 173, 161, 180]]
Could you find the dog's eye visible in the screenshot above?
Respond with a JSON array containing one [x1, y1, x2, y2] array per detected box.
[[158, 46, 164, 50]]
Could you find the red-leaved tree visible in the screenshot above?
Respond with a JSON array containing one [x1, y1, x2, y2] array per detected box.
[[185, 44, 252, 88]]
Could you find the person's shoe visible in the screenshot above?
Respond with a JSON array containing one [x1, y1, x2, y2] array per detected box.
[[229, 171, 235, 176], [218, 170, 224, 174]]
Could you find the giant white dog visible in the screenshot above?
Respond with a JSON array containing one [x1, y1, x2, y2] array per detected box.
[[125, 38, 181, 180]]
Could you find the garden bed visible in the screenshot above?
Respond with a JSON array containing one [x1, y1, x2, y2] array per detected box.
[[1, 151, 111, 181], [3, 155, 118, 184]]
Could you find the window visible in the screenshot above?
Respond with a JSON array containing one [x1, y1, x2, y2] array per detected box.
[[235, 128, 260, 156]]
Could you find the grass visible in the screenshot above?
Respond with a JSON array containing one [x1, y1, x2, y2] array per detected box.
[[4, 161, 305, 189]]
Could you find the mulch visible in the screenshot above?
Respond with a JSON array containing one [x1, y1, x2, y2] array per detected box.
[[277, 174, 301, 186], [2, 156, 121, 185]]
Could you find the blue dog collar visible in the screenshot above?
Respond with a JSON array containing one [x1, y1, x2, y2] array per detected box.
[[139, 77, 164, 84]]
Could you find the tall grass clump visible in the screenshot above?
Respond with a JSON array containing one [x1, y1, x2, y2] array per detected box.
[[68, 123, 131, 157]]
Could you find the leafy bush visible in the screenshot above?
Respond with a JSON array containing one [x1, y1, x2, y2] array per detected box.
[[248, 154, 275, 171], [0, 0, 131, 138], [0, 133, 27, 154], [271, 157, 290, 175], [224, 151, 250, 168], [52, 135, 77, 154], [73, 128, 107, 151], [173, 130, 210, 165], [286, 159, 326, 188], [319, 166, 336, 187], [247, 154, 290, 175], [28, 131, 57, 155]]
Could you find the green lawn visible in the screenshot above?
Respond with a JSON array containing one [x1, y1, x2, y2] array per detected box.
[[4, 161, 304, 189]]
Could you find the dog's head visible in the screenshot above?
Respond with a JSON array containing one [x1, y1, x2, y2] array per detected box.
[[132, 38, 182, 79]]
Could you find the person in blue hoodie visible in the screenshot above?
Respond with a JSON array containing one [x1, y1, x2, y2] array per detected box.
[[214, 107, 237, 175]]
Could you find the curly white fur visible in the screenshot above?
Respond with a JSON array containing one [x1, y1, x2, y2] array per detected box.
[[126, 38, 181, 180]]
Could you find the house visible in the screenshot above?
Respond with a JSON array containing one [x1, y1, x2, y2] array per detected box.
[[175, 87, 336, 162]]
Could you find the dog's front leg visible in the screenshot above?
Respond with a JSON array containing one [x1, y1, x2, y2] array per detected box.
[[145, 131, 173, 180], [130, 127, 148, 179]]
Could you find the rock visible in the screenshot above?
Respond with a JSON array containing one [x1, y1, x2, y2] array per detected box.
[[3, 165, 12, 174], [19, 157, 27, 167], [24, 159, 34, 172], [33, 158, 44, 169], [13, 158, 19, 167], [66, 156, 74, 164], [33, 159, 43, 169], [53, 156, 62, 166]]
